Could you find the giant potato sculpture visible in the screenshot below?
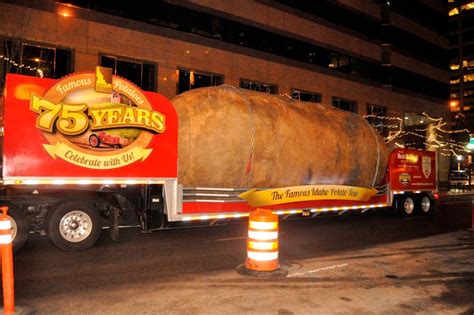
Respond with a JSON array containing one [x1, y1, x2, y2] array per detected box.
[[172, 85, 388, 188]]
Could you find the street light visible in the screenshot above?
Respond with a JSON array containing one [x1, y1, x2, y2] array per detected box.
[[457, 154, 463, 170]]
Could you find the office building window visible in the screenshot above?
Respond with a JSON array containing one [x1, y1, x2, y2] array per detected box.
[[332, 97, 357, 113], [403, 112, 429, 127], [367, 104, 388, 136], [291, 89, 321, 103], [2, 40, 72, 80], [177, 69, 223, 94], [100, 54, 156, 91], [240, 79, 278, 94]]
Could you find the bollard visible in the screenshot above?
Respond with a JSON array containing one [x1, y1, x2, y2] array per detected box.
[[245, 208, 279, 272], [0, 206, 14, 315]]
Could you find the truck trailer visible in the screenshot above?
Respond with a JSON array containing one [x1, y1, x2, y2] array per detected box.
[[1, 69, 437, 252]]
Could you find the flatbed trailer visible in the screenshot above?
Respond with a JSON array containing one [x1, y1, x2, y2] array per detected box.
[[0, 70, 438, 252]]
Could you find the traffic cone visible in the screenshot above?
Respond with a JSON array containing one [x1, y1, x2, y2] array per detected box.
[[237, 208, 287, 277], [0, 206, 15, 314], [0, 206, 34, 315]]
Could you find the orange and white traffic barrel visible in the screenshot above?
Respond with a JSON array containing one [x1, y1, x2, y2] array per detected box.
[[0, 206, 15, 315], [245, 208, 279, 272]]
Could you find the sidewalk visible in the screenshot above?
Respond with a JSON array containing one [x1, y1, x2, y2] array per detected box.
[[17, 230, 474, 314]]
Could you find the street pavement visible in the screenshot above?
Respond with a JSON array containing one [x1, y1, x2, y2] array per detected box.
[[5, 193, 474, 314]]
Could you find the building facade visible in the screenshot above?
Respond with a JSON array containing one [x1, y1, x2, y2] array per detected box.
[[449, 0, 474, 169], [0, 0, 450, 179]]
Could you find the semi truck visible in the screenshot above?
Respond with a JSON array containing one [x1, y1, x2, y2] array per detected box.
[[1, 70, 438, 252]]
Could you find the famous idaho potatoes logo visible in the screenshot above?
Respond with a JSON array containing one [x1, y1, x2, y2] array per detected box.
[[29, 67, 165, 169]]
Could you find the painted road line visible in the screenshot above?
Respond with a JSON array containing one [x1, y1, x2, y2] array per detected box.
[[288, 263, 348, 277]]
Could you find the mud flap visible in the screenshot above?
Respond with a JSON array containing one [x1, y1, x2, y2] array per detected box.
[[109, 206, 121, 241]]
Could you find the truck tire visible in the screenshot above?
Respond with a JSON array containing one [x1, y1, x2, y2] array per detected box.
[[47, 201, 102, 251], [397, 195, 415, 217], [3, 202, 29, 253], [416, 194, 434, 215], [89, 134, 101, 148]]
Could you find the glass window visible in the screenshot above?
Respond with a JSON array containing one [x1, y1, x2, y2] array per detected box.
[[240, 79, 278, 94], [2, 40, 72, 81], [403, 112, 430, 149], [291, 89, 321, 103], [384, 26, 448, 68], [177, 68, 223, 94], [464, 59, 474, 70], [403, 112, 429, 127], [461, 2, 474, 11], [464, 88, 474, 97], [465, 74, 474, 82], [332, 97, 357, 113], [100, 54, 156, 91], [366, 104, 388, 136], [55, 0, 447, 100]]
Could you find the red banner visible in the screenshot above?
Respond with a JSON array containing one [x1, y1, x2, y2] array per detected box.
[[3, 72, 177, 180]]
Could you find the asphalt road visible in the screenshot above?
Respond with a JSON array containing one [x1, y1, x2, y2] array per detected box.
[[8, 197, 474, 314]]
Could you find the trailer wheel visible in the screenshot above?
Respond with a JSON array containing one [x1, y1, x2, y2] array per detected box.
[[3, 202, 29, 253], [416, 194, 434, 215], [47, 201, 102, 251], [397, 195, 415, 217], [89, 134, 101, 148]]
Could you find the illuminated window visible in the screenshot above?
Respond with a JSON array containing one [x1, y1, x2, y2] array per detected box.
[[403, 112, 430, 149], [449, 7, 459, 15], [177, 68, 223, 94], [461, 2, 474, 11], [2, 41, 72, 80], [450, 78, 460, 84], [464, 59, 474, 70], [291, 89, 322, 103], [240, 79, 278, 94], [464, 74, 474, 82], [464, 88, 474, 97], [100, 54, 156, 91], [451, 92, 459, 98], [450, 63, 460, 70], [403, 113, 429, 126]]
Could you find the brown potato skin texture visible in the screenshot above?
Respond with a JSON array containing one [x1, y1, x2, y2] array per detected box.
[[172, 86, 388, 188]]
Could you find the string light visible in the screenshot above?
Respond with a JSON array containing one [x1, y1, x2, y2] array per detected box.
[[0, 54, 43, 76], [364, 112, 471, 157]]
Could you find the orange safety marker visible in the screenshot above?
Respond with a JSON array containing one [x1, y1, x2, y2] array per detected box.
[[245, 208, 279, 272], [0, 206, 15, 315]]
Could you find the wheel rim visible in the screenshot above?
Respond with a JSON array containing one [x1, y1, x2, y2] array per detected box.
[[404, 197, 415, 215], [8, 216, 17, 241], [59, 211, 93, 243], [420, 196, 431, 213], [89, 136, 98, 147]]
